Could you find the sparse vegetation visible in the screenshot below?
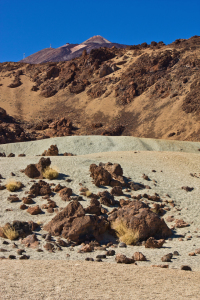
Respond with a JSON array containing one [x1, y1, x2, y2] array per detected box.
[[43, 167, 59, 180], [6, 181, 23, 192], [111, 220, 139, 245], [3, 225, 19, 240], [85, 190, 92, 197]]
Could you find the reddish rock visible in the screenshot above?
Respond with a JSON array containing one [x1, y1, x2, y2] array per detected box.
[[90, 164, 111, 186], [115, 253, 135, 264], [21, 234, 38, 246], [20, 204, 28, 210], [7, 195, 20, 203], [42, 145, 59, 156], [133, 252, 147, 261], [195, 248, 200, 254], [29, 180, 51, 196], [80, 244, 93, 252], [175, 219, 189, 228], [84, 198, 101, 216], [27, 205, 42, 215], [22, 196, 34, 204], [24, 157, 51, 179], [52, 184, 65, 192], [110, 186, 123, 196], [59, 187, 73, 201], [145, 237, 165, 248], [99, 191, 117, 207], [108, 200, 172, 241], [43, 200, 108, 243]]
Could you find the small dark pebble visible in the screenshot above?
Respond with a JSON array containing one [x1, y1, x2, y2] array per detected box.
[[96, 255, 106, 259], [19, 255, 30, 260], [85, 258, 94, 261], [8, 255, 16, 259], [181, 265, 192, 271]]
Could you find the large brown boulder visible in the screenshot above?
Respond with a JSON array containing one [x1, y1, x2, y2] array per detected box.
[[90, 162, 127, 187], [24, 157, 51, 179], [42, 145, 59, 156], [108, 200, 172, 241], [90, 164, 111, 186], [43, 200, 108, 243]]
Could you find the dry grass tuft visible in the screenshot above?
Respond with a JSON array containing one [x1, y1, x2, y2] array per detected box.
[[3, 225, 19, 240], [85, 190, 92, 197], [111, 220, 139, 245], [6, 181, 23, 192], [43, 167, 59, 180]]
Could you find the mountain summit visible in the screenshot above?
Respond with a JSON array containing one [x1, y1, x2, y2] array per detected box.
[[20, 35, 126, 64], [82, 35, 111, 44]]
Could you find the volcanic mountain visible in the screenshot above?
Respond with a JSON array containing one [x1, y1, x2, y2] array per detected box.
[[0, 35, 200, 144], [20, 35, 127, 64]]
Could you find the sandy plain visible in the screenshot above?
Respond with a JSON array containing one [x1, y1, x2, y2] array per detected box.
[[0, 136, 200, 299]]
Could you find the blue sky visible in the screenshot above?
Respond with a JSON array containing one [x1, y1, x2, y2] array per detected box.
[[0, 0, 200, 62]]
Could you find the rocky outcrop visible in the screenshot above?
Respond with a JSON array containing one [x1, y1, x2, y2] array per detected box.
[[43, 200, 108, 243], [42, 145, 59, 156], [108, 200, 172, 241], [24, 157, 51, 179]]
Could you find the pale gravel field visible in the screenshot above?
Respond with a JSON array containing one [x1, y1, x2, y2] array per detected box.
[[0, 136, 200, 299]]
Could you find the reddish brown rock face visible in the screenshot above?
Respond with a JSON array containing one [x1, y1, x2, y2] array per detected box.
[[27, 205, 42, 215], [108, 200, 172, 241], [43, 200, 108, 243], [115, 254, 135, 264], [145, 237, 165, 248], [42, 145, 59, 156], [24, 157, 51, 179]]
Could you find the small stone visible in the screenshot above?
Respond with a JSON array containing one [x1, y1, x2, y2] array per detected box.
[[188, 252, 196, 256], [95, 258, 102, 262], [105, 250, 115, 256], [85, 258, 94, 261], [181, 265, 192, 271], [17, 249, 25, 255], [173, 251, 179, 256], [19, 255, 30, 259], [119, 242, 127, 248], [133, 252, 147, 261], [96, 255, 106, 259], [8, 255, 16, 259]]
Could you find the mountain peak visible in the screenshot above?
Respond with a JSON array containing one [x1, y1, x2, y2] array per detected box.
[[82, 35, 111, 44]]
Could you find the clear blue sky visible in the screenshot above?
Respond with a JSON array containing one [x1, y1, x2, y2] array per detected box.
[[0, 0, 200, 62]]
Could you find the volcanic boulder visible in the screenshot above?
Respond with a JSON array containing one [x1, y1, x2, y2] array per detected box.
[[24, 157, 51, 179], [43, 200, 108, 243], [108, 200, 172, 241]]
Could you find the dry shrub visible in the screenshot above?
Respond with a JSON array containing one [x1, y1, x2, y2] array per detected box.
[[3, 225, 19, 240], [111, 220, 139, 245], [6, 181, 23, 192], [43, 167, 59, 180], [85, 190, 92, 197]]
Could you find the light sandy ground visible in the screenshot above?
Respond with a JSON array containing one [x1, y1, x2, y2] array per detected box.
[[0, 261, 200, 300], [0, 136, 200, 299]]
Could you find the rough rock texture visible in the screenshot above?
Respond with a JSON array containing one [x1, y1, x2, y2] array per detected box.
[[108, 200, 172, 241], [98, 191, 118, 207], [29, 180, 51, 196], [84, 198, 102, 216], [133, 252, 147, 261], [145, 237, 165, 248], [90, 162, 127, 187], [115, 253, 135, 264], [0, 221, 38, 239], [42, 145, 59, 156], [27, 205, 42, 215], [43, 201, 108, 243], [24, 157, 51, 179]]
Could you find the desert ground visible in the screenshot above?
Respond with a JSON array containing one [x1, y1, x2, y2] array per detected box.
[[0, 136, 200, 299]]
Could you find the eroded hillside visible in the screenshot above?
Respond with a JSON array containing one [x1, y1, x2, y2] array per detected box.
[[0, 36, 200, 144]]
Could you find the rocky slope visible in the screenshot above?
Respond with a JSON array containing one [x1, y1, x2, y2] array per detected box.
[[0, 35, 200, 144], [20, 35, 127, 64]]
